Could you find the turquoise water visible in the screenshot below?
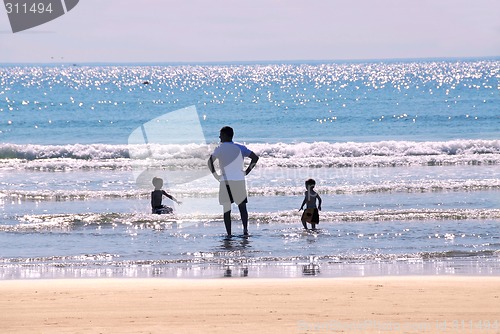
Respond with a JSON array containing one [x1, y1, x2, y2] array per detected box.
[[0, 59, 499, 279]]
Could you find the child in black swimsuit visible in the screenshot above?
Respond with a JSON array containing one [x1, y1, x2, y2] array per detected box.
[[151, 177, 181, 214], [299, 178, 322, 230]]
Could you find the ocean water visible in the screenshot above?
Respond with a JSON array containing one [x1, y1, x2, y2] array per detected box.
[[0, 59, 499, 279]]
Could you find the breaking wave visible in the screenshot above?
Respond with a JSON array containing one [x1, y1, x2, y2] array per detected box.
[[0, 139, 499, 171]]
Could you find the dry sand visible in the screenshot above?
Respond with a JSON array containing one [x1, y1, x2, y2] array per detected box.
[[1, 276, 499, 333]]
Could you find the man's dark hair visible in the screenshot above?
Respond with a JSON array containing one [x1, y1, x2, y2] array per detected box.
[[220, 126, 234, 140]]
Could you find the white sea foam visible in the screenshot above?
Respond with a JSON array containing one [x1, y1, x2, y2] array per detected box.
[[3, 208, 499, 232], [2, 177, 499, 201], [1, 139, 499, 170]]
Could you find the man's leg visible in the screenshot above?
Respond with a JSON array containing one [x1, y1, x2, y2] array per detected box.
[[223, 203, 232, 236], [238, 202, 248, 235], [301, 217, 308, 230]]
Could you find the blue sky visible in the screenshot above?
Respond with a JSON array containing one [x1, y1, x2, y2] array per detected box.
[[1, 0, 499, 63]]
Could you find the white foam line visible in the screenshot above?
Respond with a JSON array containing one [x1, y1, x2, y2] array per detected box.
[[2, 208, 498, 232]]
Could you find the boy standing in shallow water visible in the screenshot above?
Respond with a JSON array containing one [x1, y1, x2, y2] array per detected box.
[[299, 178, 322, 231]]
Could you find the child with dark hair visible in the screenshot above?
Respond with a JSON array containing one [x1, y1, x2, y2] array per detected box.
[[151, 177, 181, 214], [299, 178, 322, 230]]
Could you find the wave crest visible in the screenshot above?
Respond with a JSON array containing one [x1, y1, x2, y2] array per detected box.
[[1, 139, 498, 170]]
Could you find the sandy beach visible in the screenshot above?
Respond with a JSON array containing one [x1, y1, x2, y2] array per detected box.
[[1, 276, 499, 334]]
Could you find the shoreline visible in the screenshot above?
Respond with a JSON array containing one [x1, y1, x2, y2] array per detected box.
[[2, 257, 500, 280], [1, 276, 499, 333]]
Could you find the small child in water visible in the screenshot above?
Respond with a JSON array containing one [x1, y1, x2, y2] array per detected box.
[[151, 177, 181, 214], [299, 178, 322, 230]]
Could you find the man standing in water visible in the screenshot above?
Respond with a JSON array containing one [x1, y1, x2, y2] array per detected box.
[[208, 126, 259, 237]]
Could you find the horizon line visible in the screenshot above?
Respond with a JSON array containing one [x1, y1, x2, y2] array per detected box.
[[1, 55, 499, 66]]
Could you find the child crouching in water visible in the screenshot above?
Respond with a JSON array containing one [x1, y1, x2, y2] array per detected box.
[[151, 177, 181, 214], [299, 178, 322, 231]]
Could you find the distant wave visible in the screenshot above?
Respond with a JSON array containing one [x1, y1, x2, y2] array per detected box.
[[252, 139, 500, 167], [1, 139, 499, 170], [0, 143, 131, 160]]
